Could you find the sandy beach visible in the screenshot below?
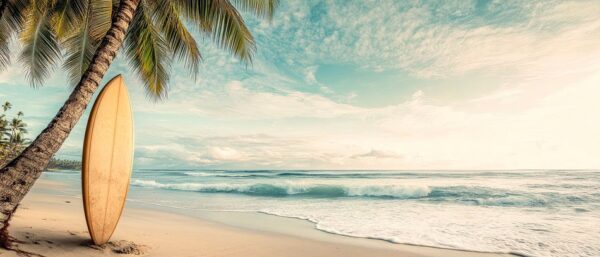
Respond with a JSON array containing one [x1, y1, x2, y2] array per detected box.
[[0, 178, 517, 257]]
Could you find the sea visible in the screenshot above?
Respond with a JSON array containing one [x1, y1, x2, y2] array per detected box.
[[43, 169, 600, 257]]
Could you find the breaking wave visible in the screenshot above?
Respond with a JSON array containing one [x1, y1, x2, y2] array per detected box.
[[131, 179, 431, 198], [131, 179, 593, 207]]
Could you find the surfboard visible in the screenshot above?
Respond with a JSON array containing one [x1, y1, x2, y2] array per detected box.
[[82, 74, 134, 245]]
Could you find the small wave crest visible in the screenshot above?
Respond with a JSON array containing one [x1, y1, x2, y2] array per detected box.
[[131, 179, 431, 198], [184, 172, 269, 178]]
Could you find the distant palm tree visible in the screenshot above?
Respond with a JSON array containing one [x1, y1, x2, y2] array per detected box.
[[8, 133, 26, 146], [0, 105, 28, 176], [6, 117, 27, 144], [0, 103, 10, 146], [0, 0, 278, 246], [0, 114, 7, 143], [1, 102, 11, 112]]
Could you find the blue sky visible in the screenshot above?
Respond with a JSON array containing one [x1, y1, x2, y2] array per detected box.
[[1, 0, 600, 169]]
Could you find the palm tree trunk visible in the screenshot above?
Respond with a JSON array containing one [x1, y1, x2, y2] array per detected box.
[[0, 0, 140, 247]]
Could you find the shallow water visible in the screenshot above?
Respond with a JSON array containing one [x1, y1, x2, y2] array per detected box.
[[45, 169, 600, 257]]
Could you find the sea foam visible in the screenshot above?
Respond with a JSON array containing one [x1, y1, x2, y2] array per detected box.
[[126, 170, 600, 257], [131, 179, 431, 198]]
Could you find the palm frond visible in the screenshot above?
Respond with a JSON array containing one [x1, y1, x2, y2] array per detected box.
[[18, 2, 61, 87], [51, 0, 87, 39], [62, 0, 102, 86], [2, 0, 30, 31], [62, 21, 96, 86], [88, 0, 112, 41], [0, 18, 10, 70], [0, 0, 31, 70], [148, 0, 201, 77], [175, 0, 255, 63], [230, 0, 278, 20], [124, 3, 171, 99]]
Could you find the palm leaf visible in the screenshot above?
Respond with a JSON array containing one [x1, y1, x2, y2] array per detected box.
[[0, 0, 31, 70], [2, 0, 30, 31], [18, 2, 61, 87], [62, 20, 97, 86], [51, 0, 86, 39], [0, 18, 10, 70], [88, 0, 112, 41], [62, 0, 105, 86], [148, 0, 201, 77], [230, 0, 278, 20], [174, 0, 255, 63], [124, 3, 170, 99]]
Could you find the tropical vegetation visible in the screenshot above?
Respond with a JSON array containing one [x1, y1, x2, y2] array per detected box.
[[0, 101, 28, 167], [0, 0, 278, 248], [46, 158, 81, 170]]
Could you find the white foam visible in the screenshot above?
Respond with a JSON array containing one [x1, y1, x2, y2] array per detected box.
[[128, 171, 600, 257], [131, 179, 431, 198], [261, 200, 600, 257]]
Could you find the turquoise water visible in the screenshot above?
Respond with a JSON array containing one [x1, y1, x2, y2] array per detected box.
[[44, 170, 600, 257]]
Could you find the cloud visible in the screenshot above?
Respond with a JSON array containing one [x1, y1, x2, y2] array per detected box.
[[250, 0, 600, 80], [128, 62, 600, 170], [132, 134, 346, 169], [304, 66, 318, 84], [142, 80, 362, 120], [2, 0, 599, 170], [207, 147, 247, 162], [352, 150, 402, 159]]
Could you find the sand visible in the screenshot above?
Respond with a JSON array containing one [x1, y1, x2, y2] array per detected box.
[[0, 178, 517, 257]]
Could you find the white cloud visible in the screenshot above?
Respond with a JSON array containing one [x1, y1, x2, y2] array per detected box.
[[2, 0, 599, 170], [207, 147, 246, 161], [304, 66, 318, 84], [127, 64, 600, 170], [352, 150, 402, 159], [152, 80, 362, 119], [252, 0, 600, 80]]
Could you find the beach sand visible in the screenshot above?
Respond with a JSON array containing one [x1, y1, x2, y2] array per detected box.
[[0, 178, 516, 257]]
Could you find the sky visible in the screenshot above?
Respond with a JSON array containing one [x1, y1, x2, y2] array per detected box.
[[1, 0, 600, 170]]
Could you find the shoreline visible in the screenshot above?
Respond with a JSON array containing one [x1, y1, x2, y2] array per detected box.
[[132, 205, 520, 257], [1, 177, 517, 257], [255, 211, 524, 256]]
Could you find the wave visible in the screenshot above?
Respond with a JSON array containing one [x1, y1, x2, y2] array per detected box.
[[131, 179, 431, 198], [131, 180, 595, 207], [184, 172, 271, 178], [183, 171, 383, 178], [179, 170, 557, 179], [426, 186, 595, 207]]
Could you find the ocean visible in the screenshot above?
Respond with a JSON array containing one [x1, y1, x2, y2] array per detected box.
[[43, 169, 600, 257]]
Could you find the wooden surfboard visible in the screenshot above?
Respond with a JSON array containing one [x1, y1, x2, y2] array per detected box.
[[82, 74, 134, 245]]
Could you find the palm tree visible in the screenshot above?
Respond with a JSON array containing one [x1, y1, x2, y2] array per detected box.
[[0, 107, 28, 174], [0, 0, 278, 247], [1, 102, 11, 112], [3, 117, 28, 164], [0, 114, 7, 143], [0, 105, 9, 162], [6, 117, 27, 145]]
